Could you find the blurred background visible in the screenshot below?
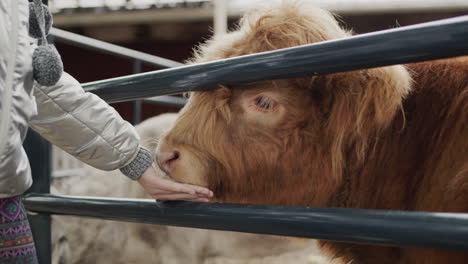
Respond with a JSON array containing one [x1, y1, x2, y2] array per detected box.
[[47, 0, 468, 177]]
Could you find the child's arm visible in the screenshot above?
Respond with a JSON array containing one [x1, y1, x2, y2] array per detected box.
[[29, 73, 212, 200]]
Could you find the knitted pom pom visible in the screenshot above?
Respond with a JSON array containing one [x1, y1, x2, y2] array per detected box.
[[32, 45, 63, 86], [29, 2, 53, 39]]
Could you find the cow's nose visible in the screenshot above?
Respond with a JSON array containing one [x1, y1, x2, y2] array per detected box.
[[156, 150, 180, 174]]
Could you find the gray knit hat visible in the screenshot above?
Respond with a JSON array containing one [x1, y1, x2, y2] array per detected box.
[[29, 0, 63, 86]]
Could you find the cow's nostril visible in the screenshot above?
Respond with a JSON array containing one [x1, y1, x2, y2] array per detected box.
[[171, 151, 180, 162], [157, 151, 180, 174], [165, 151, 179, 163]]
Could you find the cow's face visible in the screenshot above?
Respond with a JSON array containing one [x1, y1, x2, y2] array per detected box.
[[157, 78, 330, 205], [155, 2, 411, 206]]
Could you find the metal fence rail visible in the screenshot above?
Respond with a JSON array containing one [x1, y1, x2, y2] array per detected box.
[[23, 193, 468, 251], [144, 95, 188, 107], [51, 28, 183, 68], [82, 15, 468, 103]]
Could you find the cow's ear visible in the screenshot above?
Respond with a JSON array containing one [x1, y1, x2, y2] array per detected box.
[[323, 65, 412, 135], [356, 65, 412, 130], [322, 65, 412, 170]]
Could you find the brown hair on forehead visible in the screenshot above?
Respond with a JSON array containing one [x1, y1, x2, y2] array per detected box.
[[187, 1, 350, 64]]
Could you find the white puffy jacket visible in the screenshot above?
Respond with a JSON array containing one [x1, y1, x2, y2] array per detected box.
[[0, 0, 147, 197]]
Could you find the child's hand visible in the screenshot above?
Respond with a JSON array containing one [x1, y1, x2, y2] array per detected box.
[[137, 163, 213, 202]]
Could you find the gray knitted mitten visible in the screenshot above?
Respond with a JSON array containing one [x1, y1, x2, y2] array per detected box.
[[120, 147, 154, 180]]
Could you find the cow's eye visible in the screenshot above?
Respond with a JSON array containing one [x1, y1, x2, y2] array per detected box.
[[253, 95, 277, 112]]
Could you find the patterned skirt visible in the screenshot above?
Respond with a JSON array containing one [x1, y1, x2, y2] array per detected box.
[[0, 196, 38, 264]]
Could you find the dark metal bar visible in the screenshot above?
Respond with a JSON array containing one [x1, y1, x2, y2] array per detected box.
[[50, 28, 183, 68], [24, 131, 51, 195], [23, 130, 51, 264], [81, 15, 468, 103], [23, 193, 468, 251], [133, 59, 142, 74], [133, 98, 143, 124], [132, 60, 143, 124], [143, 95, 187, 107]]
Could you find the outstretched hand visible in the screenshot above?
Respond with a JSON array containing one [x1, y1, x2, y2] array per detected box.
[[137, 163, 213, 202]]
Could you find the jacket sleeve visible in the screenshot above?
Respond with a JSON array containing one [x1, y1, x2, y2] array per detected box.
[[29, 72, 146, 173]]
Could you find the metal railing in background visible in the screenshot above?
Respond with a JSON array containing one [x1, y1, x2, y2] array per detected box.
[[50, 27, 183, 68]]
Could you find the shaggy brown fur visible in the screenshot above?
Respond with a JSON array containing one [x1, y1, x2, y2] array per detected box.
[[158, 1, 468, 263]]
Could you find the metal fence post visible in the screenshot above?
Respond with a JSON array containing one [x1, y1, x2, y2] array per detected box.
[[133, 60, 142, 124], [24, 129, 51, 264]]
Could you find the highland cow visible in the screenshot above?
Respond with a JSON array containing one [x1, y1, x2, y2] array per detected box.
[[155, 2, 468, 263]]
